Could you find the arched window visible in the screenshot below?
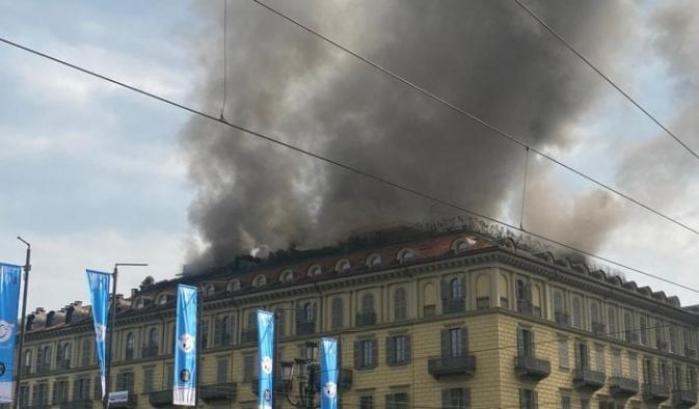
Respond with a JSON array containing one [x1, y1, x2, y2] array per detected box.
[[499, 274, 510, 308], [145, 327, 159, 357], [361, 293, 375, 314], [303, 303, 315, 322], [624, 312, 634, 343], [394, 287, 407, 321], [247, 311, 257, 329], [41, 345, 51, 370], [450, 278, 463, 299], [397, 248, 416, 264], [252, 274, 267, 287], [335, 259, 351, 273], [125, 333, 134, 361], [23, 349, 32, 372], [366, 254, 382, 268], [476, 274, 490, 309], [227, 279, 241, 292], [203, 284, 215, 297], [156, 294, 168, 305], [608, 306, 617, 336], [331, 298, 344, 330], [423, 283, 436, 316], [280, 270, 294, 283], [571, 297, 582, 329], [591, 302, 600, 324], [80, 338, 92, 367], [215, 315, 232, 346], [531, 284, 542, 317], [307, 264, 322, 277], [553, 290, 566, 325]]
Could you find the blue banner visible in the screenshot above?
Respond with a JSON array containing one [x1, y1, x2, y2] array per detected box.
[[257, 310, 275, 409], [173, 285, 198, 406], [320, 337, 339, 409], [0, 263, 21, 403], [86, 270, 110, 400]]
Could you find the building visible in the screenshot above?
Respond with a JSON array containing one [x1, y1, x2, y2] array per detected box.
[[12, 222, 699, 409]]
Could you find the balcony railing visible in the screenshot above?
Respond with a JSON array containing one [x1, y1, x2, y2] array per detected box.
[[148, 390, 173, 408], [200, 383, 237, 403], [59, 400, 93, 409], [107, 394, 138, 409], [514, 355, 550, 381], [573, 369, 605, 391], [609, 377, 639, 398], [555, 312, 570, 327], [428, 354, 476, 379], [672, 390, 698, 408], [356, 312, 377, 327], [241, 329, 257, 344], [141, 344, 159, 358], [296, 321, 316, 336], [642, 383, 670, 404], [442, 298, 465, 314], [592, 322, 606, 336]]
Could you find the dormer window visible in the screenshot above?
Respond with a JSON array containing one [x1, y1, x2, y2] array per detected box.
[[203, 284, 215, 297], [366, 254, 382, 268], [307, 264, 322, 277], [397, 248, 416, 264], [134, 298, 145, 309], [252, 274, 267, 288], [156, 294, 168, 305], [227, 279, 241, 292], [335, 259, 351, 273], [280, 270, 294, 283], [452, 237, 477, 253]]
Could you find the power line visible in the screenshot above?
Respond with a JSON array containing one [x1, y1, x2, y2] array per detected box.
[[512, 0, 699, 162], [0, 36, 697, 296], [249, 0, 699, 240]]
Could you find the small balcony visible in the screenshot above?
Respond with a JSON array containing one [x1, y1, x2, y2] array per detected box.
[[672, 390, 698, 408], [108, 394, 138, 409], [241, 328, 257, 344], [59, 400, 93, 409], [296, 321, 316, 336], [428, 354, 476, 379], [148, 390, 173, 408], [200, 383, 236, 403], [573, 369, 605, 391], [555, 312, 570, 327], [609, 377, 639, 399], [355, 312, 377, 327], [442, 298, 465, 314], [515, 355, 551, 381], [141, 344, 159, 358], [642, 383, 670, 404], [592, 322, 606, 336]]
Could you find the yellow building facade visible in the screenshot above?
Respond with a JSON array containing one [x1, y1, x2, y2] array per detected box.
[[13, 227, 699, 409]]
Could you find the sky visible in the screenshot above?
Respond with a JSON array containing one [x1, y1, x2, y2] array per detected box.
[[1, 0, 699, 312]]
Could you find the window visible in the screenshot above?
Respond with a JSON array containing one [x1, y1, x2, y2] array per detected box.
[[561, 395, 572, 409], [656, 321, 666, 350], [227, 279, 240, 292], [611, 349, 621, 377], [53, 380, 69, 404], [669, 326, 678, 353], [558, 337, 570, 369], [366, 253, 382, 267], [659, 360, 669, 386], [397, 248, 416, 263], [643, 357, 653, 384], [688, 367, 697, 391], [624, 312, 634, 343], [443, 388, 470, 409], [280, 270, 294, 282], [554, 291, 567, 325], [517, 327, 535, 357], [519, 388, 538, 409], [93, 376, 101, 400], [335, 259, 351, 273], [80, 338, 91, 367], [499, 274, 510, 308], [595, 345, 605, 373], [442, 327, 467, 357], [673, 364, 682, 389], [450, 278, 464, 299], [355, 339, 377, 370], [307, 264, 322, 277], [143, 367, 154, 393], [33, 382, 49, 406], [515, 278, 530, 313], [200, 319, 209, 350], [116, 371, 134, 392], [639, 316, 649, 345], [166, 364, 174, 389], [331, 297, 344, 330], [386, 335, 410, 366], [361, 293, 375, 314], [386, 392, 409, 409], [303, 302, 315, 321], [125, 332, 134, 361], [19, 384, 29, 407], [217, 357, 229, 383], [394, 288, 407, 321], [628, 352, 638, 380], [476, 274, 490, 309], [243, 354, 256, 382], [360, 395, 374, 409], [215, 315, 232, 346], [156, 293, 169, 305], [275, 308, 285, 337], [575, 341, 589, 370], [252, 274, 266, 287]]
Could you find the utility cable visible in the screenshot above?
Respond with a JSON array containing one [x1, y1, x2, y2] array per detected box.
[[0, 35, 697, 295], [513, 0, 699, 162], [220, 0, 228, 121], [520, 147, 530, 231], [250, 0, 699, 240]]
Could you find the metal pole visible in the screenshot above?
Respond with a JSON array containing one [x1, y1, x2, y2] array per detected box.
[[14, 237, 31, 409], [195, 289, 202, 409], [104, 265, 119, 409]]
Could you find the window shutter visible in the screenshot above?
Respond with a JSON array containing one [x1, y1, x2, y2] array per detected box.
[[405, 335, 412, 364], [354, 341, 361, 369], [441, 330, 449, 357], [386, 337, 395, 366], [462, 327, 469, 355], [442, 389, 450, 409], [371, 339, 379, 369]]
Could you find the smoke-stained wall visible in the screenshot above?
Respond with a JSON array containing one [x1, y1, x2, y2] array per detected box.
[[180, 0, 634, 267]]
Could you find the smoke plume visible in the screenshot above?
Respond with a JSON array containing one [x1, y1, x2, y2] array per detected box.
[[181, 0, 634, 266]]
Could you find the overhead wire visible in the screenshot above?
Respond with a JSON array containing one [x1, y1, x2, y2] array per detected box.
[[512, 0, 699, 162], [249, 0, 699, 240], [0, 36, 698, 295]]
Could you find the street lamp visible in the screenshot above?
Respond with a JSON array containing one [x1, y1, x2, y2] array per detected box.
[[281, 341, 320, 409]]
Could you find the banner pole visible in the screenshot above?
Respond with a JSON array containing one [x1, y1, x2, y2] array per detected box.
[[195, 288, 202, 409], [104, 265, 118, 409], [14, 237, 31, 409]]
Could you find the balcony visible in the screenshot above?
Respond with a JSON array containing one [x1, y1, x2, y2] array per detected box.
[[573, 369, 605, 391], [141, 344, 159, 358], [108, 394, 137, 409], [592, 322, 606, 336], [200, 383, 236, 403], [642, 383, 670, 404], [672, 390, 698, 408], [148, 390, 173, 408], [428, 354, 476, 379], [241, 328, 257, 344], [442, 298, 465, 314], [59, 400, 93, 409], [514, 355, 550, 381], [252, 377, 286, 396], [555, 312, 570, 327], [296, 321, 316, 336], [356, 312, 377, 327], [609, 377, 639, 399]]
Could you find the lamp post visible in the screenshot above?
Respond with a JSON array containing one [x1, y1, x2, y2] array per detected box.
[[104, 263, 147, 409], [280, 341, 319, 409], [14, 237, 31, 409]]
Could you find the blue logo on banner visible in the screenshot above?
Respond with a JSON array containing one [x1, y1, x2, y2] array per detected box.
[[0, 263, 21, 403], [257, 310, 275, 409], [320, 337, 340, 409], [86, 270, 111, 401], [173, 285, 198, 406]]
